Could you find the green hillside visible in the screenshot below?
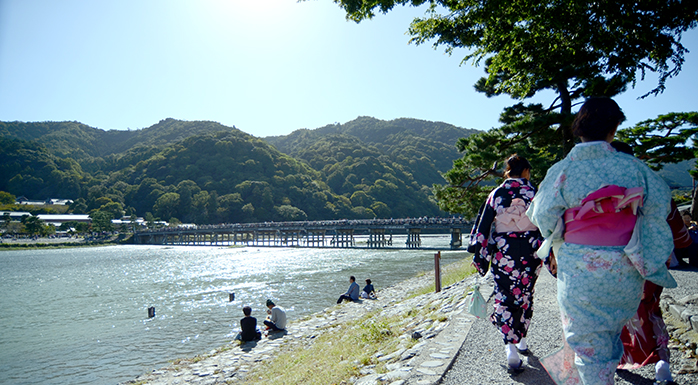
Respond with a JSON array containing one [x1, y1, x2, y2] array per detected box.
[[265, 116, 480, 187], [4, 116, 689, 225], [0, 117, 471, 223]]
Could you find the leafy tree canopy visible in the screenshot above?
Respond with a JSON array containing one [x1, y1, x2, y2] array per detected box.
[[617, 112, 698, 170], [21, 215, 45, 235], [90, 210, 114, 232], [332, 0, 698, 217], [336, 0, 696, 98], [0, 191, 15, 205], [617, 111, 698, 216]]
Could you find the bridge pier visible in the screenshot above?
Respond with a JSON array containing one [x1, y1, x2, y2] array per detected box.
[[367, 229, 387, 248], [332, 229, 354, 248], [406, 228, 421, 249], [279, 229, 302, 246], [305, 230, 326, 247], [450, 228, 462, 249]]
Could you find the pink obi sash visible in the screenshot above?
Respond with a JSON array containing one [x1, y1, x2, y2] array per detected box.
[[495, 198, 538, 233], [564, 185, 644, 246]]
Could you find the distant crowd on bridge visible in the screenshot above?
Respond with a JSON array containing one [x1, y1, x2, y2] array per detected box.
[[138, 216, 470, 233]]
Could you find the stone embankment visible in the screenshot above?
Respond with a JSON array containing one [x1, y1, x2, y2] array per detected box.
[[122, 269, 480, 385], [123, 266, 698, 385]]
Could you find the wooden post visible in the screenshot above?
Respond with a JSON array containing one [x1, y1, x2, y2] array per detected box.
[[434, 251, 441, 293]]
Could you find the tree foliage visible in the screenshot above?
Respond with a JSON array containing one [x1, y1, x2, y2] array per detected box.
[[617, 112, 698, 170], [90, 210, 114, 232], [21, 215, 45, 235], [0, 117, 471, 223], [616, 112, 698, 217], [333, 0, 698, 216], [0, 191, 15, 205]]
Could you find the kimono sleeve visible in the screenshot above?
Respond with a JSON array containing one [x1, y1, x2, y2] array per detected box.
[[526, 165, 569, 240], [469, 192, 497, 276], [633, 160, 676, 288]]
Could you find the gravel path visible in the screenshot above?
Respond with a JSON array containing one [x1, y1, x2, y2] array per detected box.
[[441, 270, 698, 385]]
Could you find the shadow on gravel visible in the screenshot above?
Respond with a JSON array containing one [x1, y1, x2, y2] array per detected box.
[[240, 340, 259, 352], [266, 330, 288, 340], [615, 368, 655, 385], [506, 354, 556, 385]]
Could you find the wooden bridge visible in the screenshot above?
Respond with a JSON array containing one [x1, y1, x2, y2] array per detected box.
[[132, 218, 472, 250]]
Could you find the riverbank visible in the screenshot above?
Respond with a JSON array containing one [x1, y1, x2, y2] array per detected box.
[[121, 259, 479, 385], [0, 235, 124, 249], [122, 262, 698, 385]]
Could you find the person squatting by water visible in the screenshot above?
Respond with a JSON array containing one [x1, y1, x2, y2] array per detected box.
[[468, 154, 544, 374], [527, 97, 677, 385], [263, 299, 287, 332]]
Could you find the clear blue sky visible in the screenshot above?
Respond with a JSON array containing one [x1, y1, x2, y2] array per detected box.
[[1, 0, 697, 138]]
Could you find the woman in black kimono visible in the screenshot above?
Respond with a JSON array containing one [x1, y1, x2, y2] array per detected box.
[[467, 154, 543, 373]]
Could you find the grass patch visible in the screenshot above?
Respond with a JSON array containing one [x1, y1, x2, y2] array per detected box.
[[410, 257, 477, 297], [242, 312, 412, 385], [239, 258, 475, 385]]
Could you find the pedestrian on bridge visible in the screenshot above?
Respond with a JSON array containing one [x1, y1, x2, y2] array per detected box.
[[468, 154, 544, 374]]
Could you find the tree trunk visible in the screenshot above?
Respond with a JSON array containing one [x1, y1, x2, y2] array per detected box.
[[557, 82, 575, 155], [691, 179, 698, 221]]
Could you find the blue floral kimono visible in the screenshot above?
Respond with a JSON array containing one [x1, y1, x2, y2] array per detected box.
[[468, 178, 543, 345], [527, 141, 676, 385]]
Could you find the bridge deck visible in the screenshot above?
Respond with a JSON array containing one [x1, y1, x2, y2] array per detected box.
[[133, 218, 473, 250]]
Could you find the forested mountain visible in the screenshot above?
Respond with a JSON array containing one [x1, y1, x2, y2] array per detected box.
[[0, 119, 239, 156], [0, 117, 472, 223], [1, 116, 693, 224], [655, 159, 695, 189], [265, 116, 480, 187], [0, 136, 86, 199]]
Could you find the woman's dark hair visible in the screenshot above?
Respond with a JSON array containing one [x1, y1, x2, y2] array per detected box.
[[242, 305, 252, 316], [365, 279, 371, 284], [504, 154, 531, 178], [572, 97, 626, 141], [610, 141, 633, 156]]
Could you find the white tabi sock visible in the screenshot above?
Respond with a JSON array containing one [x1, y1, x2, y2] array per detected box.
[[516, 337, 528, 351], [506, 343, 520, 366], [655, 360, 672, 382]]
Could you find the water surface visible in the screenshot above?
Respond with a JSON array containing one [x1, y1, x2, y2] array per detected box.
[[0, 237, 466, 385]]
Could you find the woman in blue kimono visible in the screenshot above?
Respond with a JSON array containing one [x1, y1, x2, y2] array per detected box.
[[527, 98, 676, 385], [468, 154, 543, 373]]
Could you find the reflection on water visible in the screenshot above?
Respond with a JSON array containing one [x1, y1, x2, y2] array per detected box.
[[0, 237, 467, 385]]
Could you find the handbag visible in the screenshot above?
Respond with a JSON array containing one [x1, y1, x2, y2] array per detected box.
[[466, 284, 488, 319]]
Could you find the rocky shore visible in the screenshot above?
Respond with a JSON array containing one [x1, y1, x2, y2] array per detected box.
[[122, 265, 698, 385], [122, 265, 479, 385]]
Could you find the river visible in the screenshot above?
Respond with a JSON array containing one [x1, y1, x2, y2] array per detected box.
[[0, 236, 467, 385]]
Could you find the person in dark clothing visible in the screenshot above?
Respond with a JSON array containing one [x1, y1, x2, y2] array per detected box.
[[360, 278, 376, 299], [237, 305, 261, 342], [469, 154, 543, 373]]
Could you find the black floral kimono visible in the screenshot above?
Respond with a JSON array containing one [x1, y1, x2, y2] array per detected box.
[[467, 178, 543, 344]]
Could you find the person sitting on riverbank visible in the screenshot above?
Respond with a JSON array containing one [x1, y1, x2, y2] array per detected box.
[[236, 305, 261, 342], [337, 276, 360, 303], [360, 278, 376, 299], [263, 299, 287, 333]]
